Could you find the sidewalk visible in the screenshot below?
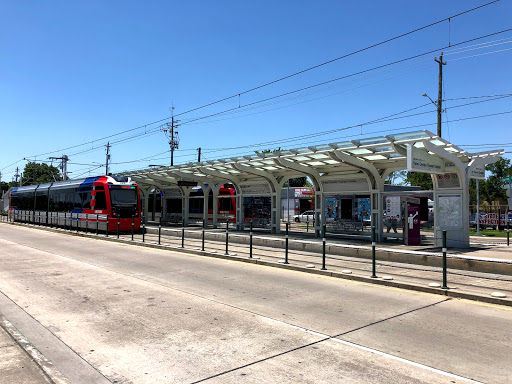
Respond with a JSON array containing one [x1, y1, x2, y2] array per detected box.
[[0, 316, 53, 384]]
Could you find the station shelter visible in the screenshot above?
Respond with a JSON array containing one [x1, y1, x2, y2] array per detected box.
[[119, 130, 503, 248]]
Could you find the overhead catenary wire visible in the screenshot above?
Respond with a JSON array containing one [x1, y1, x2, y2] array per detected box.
[[12, 2, 503, 162]]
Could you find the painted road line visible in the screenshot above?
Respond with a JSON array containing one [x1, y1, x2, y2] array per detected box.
[[263, 316, 483, 384]]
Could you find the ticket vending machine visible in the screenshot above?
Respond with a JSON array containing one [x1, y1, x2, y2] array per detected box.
[[402, 197, 421, 246]]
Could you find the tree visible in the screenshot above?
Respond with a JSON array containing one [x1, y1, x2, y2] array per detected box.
[[482, 158, 512, 203], [21, 162, 62, 186], [405, 172, 433, 190], [385, 170, 407, 185], [0, 181, 9, 194]]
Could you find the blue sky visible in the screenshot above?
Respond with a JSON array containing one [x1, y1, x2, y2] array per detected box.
[[1, 0, 511, 182]]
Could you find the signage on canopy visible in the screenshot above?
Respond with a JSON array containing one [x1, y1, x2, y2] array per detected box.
[[406, 144, 445, 175], [468, 166, 485, 180]]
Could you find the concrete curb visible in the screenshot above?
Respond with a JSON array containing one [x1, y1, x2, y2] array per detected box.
[[5, 222, 512, 308], [1, 315, 71, 384]]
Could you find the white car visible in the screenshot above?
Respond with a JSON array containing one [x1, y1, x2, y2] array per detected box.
[[293, 210, 315, 223]]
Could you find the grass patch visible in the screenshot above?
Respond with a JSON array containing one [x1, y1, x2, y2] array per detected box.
[[470, 228, 510, 238]]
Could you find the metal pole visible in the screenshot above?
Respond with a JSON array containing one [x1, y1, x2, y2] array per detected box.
[[442, 230, 448, 289], [158, 221, 161, 245], [85, 214, 89, 234], [321, 224, 326, 270], [307, 217, 309, 233], [50, 212, 53, 228], [106, 216, 109, 237], [287, 179, 290, 223], [225, 221, 229, 255], [117, 217, 120, 238], [131, 215, 134, 241], [96, 214, 99, 235], [181, 218, 185, 248], [64, 212, 67, 230], [249, 221, 253, 259], [476, 179, 481, 235], [285, 222, 289, 264], [202, 219, 205, 251], [142, 221, 145, 242], [76, 214, 79, 232], [507, 222, 510, 247], [371, 226, 377, 278]]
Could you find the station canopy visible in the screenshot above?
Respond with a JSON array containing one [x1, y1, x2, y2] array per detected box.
[[119, 130, 502, 189]]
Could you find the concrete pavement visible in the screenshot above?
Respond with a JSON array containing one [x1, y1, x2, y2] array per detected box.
[[1, 222, 512, 383]]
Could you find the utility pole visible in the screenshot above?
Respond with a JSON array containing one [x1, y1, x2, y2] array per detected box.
[[162, 114, 180, 166], [198, 147, 201, 162], [15, 167, 20, 183], [434, 52, 447, 137], [105, 142, 111, 175], [49, 155, 69, 180]]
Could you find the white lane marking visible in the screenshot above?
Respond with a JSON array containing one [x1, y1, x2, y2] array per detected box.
[[263, 316, 483, 383], [0, 238, 17, 245]]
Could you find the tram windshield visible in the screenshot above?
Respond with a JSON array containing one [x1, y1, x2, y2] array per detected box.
[[110, 186, 138, 206]]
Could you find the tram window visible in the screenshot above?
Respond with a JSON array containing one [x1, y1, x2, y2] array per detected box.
[[73, 192, 82, 209], [219, 198, 233, 211], [82, 191, 91, 209], [49, 191, 58, 211], [10, 196, 18, 208], [35, 193, 48, 211], [94, 191, 107, 209]]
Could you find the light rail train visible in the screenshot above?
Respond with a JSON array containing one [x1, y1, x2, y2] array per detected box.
[[8, 175, 142, 232]]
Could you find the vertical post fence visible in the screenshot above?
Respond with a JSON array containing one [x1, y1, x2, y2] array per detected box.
[[371, 226, 377, 278], [285, 223, 289, 264], [181, 219, 185, 248], [117, 217, 120, 239], [225, 221, 229, 255], [507, 222, 510, 247], [131, 215, 134, 241], [321, 224, 326, 270], [96, 215, 99, 235], [249, 221, 253, 259], [202, 219, 205, 251], [442, 230, 449, 289], [85, 214, 89, 234], [106, 216, 109, 237]]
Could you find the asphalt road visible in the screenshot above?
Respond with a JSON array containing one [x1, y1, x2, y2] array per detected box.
[[0, 223, 511, 384]]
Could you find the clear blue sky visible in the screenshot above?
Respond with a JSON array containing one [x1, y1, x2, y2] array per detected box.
[[1, 0, 511, 182]]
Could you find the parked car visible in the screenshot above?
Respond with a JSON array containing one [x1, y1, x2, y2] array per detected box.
[[293, 210, 315, 223]]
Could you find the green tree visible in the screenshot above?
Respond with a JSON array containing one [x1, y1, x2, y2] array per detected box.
[[21, 162, 62, 186], [482, 158, 511, 203], [0, 181, 10, 194], [385, 170, 407, 185], [405, 172, 433, 190]]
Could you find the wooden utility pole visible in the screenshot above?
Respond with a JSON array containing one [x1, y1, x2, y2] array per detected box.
[[434, 52, 447, 137], [198, 147, 201, 162]]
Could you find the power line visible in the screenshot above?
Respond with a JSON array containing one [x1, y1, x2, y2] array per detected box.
[[172, 0, 501, 119], [14, 2, 502, 162], [177, 28, 512, 127]]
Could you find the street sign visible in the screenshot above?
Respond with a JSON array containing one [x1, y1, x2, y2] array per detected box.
[[501, 176, 512, 183]]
